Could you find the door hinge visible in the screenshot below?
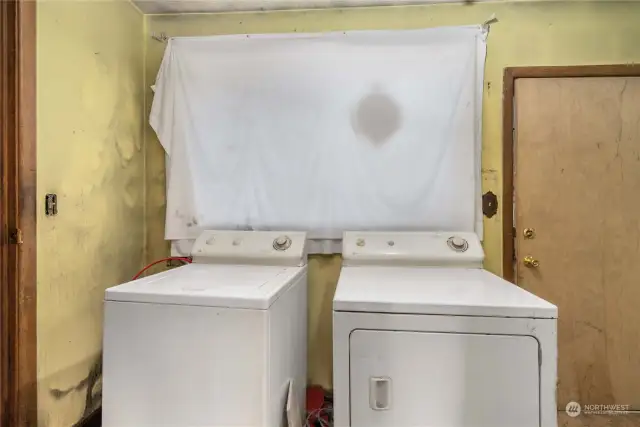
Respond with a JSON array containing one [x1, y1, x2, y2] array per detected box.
[[10, 228, 23, 245]]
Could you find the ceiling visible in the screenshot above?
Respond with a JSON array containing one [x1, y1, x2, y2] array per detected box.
[[132, 0, 486, 14], [132, 0, 640, 16]]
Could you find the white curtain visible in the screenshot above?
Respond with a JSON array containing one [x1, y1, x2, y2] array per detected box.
[[151, 26, 487, 255]]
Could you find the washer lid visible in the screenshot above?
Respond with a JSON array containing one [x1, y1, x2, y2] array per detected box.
[[105, 263, 306, 309], [334, 267, 557, 318]]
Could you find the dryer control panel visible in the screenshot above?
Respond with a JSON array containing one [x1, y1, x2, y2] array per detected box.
[[342, 231, 484, 267], [190, 230, 307, 266]]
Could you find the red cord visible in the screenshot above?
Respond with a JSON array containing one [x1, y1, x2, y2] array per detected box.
[[132, 257, 192, 280]]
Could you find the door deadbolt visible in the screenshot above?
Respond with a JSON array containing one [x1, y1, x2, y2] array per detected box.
[[523, 228, 536, 239]]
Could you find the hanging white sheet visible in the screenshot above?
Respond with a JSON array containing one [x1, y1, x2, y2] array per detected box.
[[150, 26, 487, 254]]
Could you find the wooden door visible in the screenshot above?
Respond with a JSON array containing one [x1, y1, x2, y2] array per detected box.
[[514, 77, 640, 411]]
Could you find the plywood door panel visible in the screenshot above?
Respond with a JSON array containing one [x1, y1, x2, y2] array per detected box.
[[515, 77, 640, 410], [559, 413, 640, 426]]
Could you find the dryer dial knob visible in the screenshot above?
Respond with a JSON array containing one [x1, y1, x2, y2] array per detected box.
[[447, 236, 469, 252]]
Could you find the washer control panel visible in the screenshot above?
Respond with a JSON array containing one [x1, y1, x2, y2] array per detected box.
[[342, 231, 483, 267], [190, 230, 307, 266]]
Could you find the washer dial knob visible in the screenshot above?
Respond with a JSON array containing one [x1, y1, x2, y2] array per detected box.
[[273, 235, 292, 251]]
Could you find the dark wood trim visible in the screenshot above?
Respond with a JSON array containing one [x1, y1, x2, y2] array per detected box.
[[502, 68, 515, 283], [1, 1, 37, 426], [502, 64, 640, 283], [0, 4, 8, 421]]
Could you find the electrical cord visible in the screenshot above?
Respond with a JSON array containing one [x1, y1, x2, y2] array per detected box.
[[131, 257, 192, 280], [304, 406, 333, 427]]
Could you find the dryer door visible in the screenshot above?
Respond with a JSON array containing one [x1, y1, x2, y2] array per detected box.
[[349, 330, 540, 427]]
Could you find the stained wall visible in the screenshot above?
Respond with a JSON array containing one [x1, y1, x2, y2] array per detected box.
[[37, 1, 145, 425]]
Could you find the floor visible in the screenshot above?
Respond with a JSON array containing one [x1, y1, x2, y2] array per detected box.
[[559, 413, 640, 426], [77, 409, 101, 427], [83, 409, 640, 426]]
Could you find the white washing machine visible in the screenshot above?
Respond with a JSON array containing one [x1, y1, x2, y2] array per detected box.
[[103, 230, 308, 427], [333, 231, 557, 427]]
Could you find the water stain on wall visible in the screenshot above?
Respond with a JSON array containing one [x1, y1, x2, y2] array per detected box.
[[48, 357, 102, 420], [351, 90, 402, 146]]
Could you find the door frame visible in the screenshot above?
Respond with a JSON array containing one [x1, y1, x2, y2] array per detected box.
[[502, 64, 640, 283], [0, 0, 37, 426]]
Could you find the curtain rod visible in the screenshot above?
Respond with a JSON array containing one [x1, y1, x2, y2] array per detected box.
[[151, 17, 497, 43]]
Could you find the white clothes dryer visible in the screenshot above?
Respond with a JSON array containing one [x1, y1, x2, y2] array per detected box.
[[333, 231, 557, 427], [103, 231, 308, 427]]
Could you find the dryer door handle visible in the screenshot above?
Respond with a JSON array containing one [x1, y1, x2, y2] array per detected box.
[[369, 377, 392, 411]]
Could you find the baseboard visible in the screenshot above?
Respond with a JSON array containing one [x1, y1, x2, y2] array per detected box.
[[74, 408, 101, 427]]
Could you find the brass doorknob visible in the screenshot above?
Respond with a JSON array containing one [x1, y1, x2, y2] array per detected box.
[[523, 256, 540, 268]]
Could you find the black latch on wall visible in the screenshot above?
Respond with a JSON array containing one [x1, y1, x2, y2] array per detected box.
[[482, 191, 498, 218], [45, 193, 58, 216]]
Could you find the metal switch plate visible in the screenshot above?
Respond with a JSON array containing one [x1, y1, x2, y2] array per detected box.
[[45, 193, 58, 216]]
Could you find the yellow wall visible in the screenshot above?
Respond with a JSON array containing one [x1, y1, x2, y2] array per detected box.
[[144, 1, 640, 388], [37, 1, 145, 426]]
